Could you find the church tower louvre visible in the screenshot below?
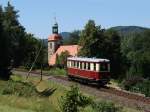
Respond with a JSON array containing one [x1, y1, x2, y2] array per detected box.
[[48, 21, 62, 64]]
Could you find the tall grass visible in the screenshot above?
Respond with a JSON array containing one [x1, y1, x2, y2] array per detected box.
[[0, 75, 60, 112], [0, 80, 38, 97], [0, 105, 34, 112], [48, 68, 67, 76]]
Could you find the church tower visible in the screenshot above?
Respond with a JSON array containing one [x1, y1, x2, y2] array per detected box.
[[48, 21, 62, 64]]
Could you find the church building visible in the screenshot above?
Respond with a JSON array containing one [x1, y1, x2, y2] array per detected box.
[[48, 21, 80, 66]]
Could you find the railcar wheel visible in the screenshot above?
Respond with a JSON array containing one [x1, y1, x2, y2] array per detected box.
[[68, 75, 73, 81], [97, 82, 105, 88], [80, 79, 88, 85]]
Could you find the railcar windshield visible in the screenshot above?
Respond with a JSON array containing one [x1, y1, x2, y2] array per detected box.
[[100, 63, 109, 72]]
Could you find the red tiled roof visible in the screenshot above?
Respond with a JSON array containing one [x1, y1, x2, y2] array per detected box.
[[48, 45, 80, 65], [48, 34, 62, 41]]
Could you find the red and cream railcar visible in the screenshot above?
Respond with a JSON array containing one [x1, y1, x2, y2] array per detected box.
[[67, 57, 110, 85]]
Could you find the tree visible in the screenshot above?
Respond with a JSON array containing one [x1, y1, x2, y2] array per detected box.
[[59, 85, 92, 112], [78, 20, 122, 78], [3, 2, 26, 67], [22, 34, 47, 69], [0, 3, 46, 79], [104, 29, 122, 78], [56, 51, 70, 68], [78, 20, 104, 57], [121, 30, 150, 79], [0, 5, 12, 79]]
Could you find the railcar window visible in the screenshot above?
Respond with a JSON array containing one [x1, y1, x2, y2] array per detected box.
[[86, 63, 88, 70], [84, 62, 86, 69], [80, 62, 82, 69], [100, 63, 108, 71], [72, 61, 75, 67], [67, 61, 70, 67], [69, 61, 71, 67], [75, 61, 77, 68], [93, 63, 96, 71], [82, 62, 84, 69], [77, 61, 79, 68], [71, 61, 72, 67], [88, 63, 90, 70], [79, 62, 81, 69], [96, 63, 99, 71], [91, 63, 94, 71]]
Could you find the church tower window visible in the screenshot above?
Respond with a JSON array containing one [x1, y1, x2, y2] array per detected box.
[[50, 43, 52, 49]]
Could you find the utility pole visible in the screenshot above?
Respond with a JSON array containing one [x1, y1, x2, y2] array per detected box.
[[40, 63, 43, 81], [40, 39, 44, 81]]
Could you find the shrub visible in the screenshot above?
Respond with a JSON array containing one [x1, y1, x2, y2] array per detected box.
[[49, 68, 67, 76], [121, 76, 144, 90], [91, 101, 122, 112], [130, 79, 150, 97], [56, 51, 70, 68], [121, 75, 150, 97], [59, 85, 92, 112], [1, 80, 38, 97]]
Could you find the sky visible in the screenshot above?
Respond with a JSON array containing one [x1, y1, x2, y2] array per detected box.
[[0, 0, 150, 39]]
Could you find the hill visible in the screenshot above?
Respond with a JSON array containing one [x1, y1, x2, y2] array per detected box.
[[60, 32, 70, 40], [60, 26, 150, 39], [110, 26, 149, 37], [43, 26, 150, 46]]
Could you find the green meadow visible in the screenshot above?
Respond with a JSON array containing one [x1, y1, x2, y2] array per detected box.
[[0, 74, 143, 112]]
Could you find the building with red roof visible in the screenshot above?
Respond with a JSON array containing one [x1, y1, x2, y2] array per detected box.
[[48, 22, 80, 66]]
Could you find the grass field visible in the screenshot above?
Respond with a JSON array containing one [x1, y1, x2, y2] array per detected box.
[[0, 74, 144, 112], [24, 67, 67, 76], [0, 75, 64, 112]]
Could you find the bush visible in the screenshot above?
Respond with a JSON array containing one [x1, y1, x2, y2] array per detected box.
[[121, 76, 144, 90], [121, 75, 150, 97], [0, 80, 38, 97], [56, 51, 70, 68], [130, 79, 150, 97], [49, 67, 67, 76], [59, 85, 92, 112], [91, 101, 122, 112]]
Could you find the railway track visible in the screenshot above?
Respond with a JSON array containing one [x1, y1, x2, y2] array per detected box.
[[12, 69, 150, 111], [56, 76, 150, 104]]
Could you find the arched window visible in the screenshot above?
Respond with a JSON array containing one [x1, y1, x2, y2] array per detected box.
[[50, 43, 52, 49]]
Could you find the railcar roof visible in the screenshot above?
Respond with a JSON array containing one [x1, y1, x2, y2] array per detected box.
[[67, 57, 110, 62]]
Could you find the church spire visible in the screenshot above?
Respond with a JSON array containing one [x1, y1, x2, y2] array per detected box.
[[8, 0, 12, 5], [52, 17, 58, 34]]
